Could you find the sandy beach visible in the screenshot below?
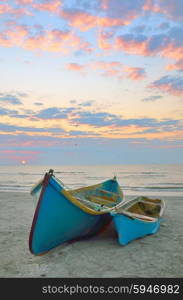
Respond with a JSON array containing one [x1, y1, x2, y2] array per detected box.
[[0, 191, 183, 278]]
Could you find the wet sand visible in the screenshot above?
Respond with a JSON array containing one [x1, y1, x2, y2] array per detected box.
[[0, 191, 183, 278]]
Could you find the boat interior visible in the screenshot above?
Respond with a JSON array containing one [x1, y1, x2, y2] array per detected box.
[[71, 187, 122, 212], [117, 196, 163, 219]]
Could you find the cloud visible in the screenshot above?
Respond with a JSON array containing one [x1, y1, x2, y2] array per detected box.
[[144, 0, 183, 22], [0, 149, 40, 164], [158, 22, 170, 30], [0, 23, 92, 54], [60, 8, 127, 32], [0, 107, 19, 116], [0, 94, 22, 105], [32, 0, 62, 13], [72, 110, 181, 129], [167, 59, 183, 72], [79, 100, 94, 107], [72, 111, 119, 127], [150, 75, 183, 96], [112, 118, 180, 128], [68, 130, 99, 137], [115, 26, 183, 62], [101, 0, 145, 23], [0, 107, 34, 119], [66, 60, 146, 81], [0, 122, 65, 134], [0, 3, 11, 14], [67, 63, 85, 71], [15, 0, 33, 4], [35, 107, 74, 119], [1, 1, 182, 62], [124, 67, 146, 80], [34, 102, 44, 106], [115, 33, 149, 55], [70, 100, 77, 104], [0, 2, 32, 17], [142, 95, 163, 102]]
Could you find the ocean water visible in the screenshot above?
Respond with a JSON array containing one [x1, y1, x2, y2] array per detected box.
[[0, 164, 183, 197]]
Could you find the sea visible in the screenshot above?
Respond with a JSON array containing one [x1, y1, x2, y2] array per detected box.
[[0, 164, 183, 197]]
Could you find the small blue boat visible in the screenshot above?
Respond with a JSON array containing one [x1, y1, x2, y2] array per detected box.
[[29, 170, 124, 255], [111, 196, 165, 246]]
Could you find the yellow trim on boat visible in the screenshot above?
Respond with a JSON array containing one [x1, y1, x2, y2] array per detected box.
[[61, 189, 106, 215]]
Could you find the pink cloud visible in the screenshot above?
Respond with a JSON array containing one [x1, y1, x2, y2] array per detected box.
[[16, 0, 33, 4], [0, 149, 40, 163], [5, 25, 29, 46], [0, 3, 11, 14], [66, 60, 146, 81], [114, 33, 183, 64], [161, 43, 183, 61], [60, 9, 127, 32], [94, 61, 122, 78], [32, 0, 62, 13], [166, 59, 183, 71], [0, 2, 32, 17], [150, 76, 183, 96], [0, 25, 92, 54], [124, 67, 146, 80], [143, 0, 160, 12], [115, 35, 149, 56], [67, 63, 85, 71], [97, 31, 115, 50], [101, 0, 109, 10]]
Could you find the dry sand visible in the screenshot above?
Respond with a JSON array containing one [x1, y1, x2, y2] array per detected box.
[[0, 191, 183, 278]]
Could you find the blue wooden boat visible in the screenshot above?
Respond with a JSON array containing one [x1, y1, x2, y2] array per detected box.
[[111, 196, 165, 246], [29, 170, 124, 255]]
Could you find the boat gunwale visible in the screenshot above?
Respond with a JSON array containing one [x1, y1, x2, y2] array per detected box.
[[114, 197, 165, 222], [31, 173, 125, 216]]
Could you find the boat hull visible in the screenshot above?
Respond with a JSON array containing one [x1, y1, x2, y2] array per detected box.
[[29, 174, 112, 255], [113, 213, 161, 246]]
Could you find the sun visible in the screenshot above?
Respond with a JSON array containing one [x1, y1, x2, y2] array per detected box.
[[21, 160, 26, 165]]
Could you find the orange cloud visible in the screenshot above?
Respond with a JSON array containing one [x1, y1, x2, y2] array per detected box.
[[114, 33, 183, 66], [0, 25, 92, 54], [66, 60, 146, 81], [151, 84, 183, 96], [150, 76, 183, 96], [143, 0, 160, 12], [161, 43, 183, 60], [0, 2, 31, 17], [16, 0, 33, 4], [115, 35, 149, 56], [5, 25, 29, 46], [60, 10, 126, 32], [97, 31, 115, 50], [67, 63, 85, 71], [124, 67, 146, 80], [33, 0, 62, 13], [166, 59, 183, 71], [94, 61, 146, 80], [0, 3, 11, 14]]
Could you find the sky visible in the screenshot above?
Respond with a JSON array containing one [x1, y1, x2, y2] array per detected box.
[[0, 0, 183, 165]]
